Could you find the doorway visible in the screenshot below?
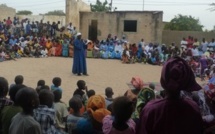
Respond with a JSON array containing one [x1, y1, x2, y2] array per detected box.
[[88, 20, 98, 41]]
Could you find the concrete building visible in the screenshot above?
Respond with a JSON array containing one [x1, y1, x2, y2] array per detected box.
[[0, 4, 16, 21], [80, 11, 163, 43], [66, 0, 91, 30], [66, 0, 163, 43]]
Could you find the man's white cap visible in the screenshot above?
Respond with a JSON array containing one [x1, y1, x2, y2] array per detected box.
[[77, 32, 81, 36]]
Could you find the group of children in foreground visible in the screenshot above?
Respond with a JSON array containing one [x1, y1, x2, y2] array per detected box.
[[1, 75, 151, 134], [2, 72, 215, 134]]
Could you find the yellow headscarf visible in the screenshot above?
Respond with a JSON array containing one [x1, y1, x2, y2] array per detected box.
[[87, 95, 111, 123]]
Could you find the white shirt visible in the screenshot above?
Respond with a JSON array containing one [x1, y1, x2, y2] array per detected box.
[[145, 45, 150, 53], [181, 40, 188, 45], [192, 48, 199, 56], [67, 25, 73, 33], [114, 44, 123, 53]]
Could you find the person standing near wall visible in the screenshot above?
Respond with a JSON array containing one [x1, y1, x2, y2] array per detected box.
[[72, 33, 88, 76]]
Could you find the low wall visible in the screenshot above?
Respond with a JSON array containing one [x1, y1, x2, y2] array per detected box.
[[162, 30, 215, 46], [0, 4, 16, 21], [17, 15, 66, 27]]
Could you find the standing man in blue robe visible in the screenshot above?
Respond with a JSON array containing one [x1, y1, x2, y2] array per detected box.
[[72, 33, 88, 76]]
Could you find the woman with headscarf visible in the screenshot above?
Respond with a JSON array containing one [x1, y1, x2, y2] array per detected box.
[[124, 77, 144, 104], [132, 87, 155, 122], [76, 95, 111, 134], [136, 57, 203, 134]]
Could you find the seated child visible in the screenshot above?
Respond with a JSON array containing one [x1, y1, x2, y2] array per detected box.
[[105, 87, 114, 109], [67, 96, 83, 134], [102, 96, 136, 134], [9, 87, 41, 134], [40, 47, 48, 58], [10, 75, 24, 90], [53, 90, 68, 131], [51, 77, 62, 92], [0, 77, 13, 111], [1, 85, 26, 134], [87, 89, 96, 98], [73, 80, 88, 106], [122, 46, 130, 63], [35, 80, 45, 94], [33, 90, 61, 134]]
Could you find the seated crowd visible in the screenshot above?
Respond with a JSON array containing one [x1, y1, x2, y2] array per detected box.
[[1, 57, 215, 134], [1, 17, 215, 68]]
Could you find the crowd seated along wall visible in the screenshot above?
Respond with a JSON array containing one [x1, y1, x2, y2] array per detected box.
[[16, 15, 66, 27], [162, 30, 215, 46]]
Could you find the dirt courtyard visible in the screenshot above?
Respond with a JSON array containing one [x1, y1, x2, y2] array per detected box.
[[0, 57, 204, 104]]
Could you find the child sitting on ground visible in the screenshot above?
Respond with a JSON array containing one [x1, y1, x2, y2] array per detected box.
[[35, 80, 45, 93], [51, 77, 62, 92], [9, 87, 41, 134], [34, 90, 61, 134], [102, 96, 136, 134], [67, 96, 83, 134], [73, 80, 88, 106], [122, 46, 130, 63], [0, 77, 13, 111], [1, 84, 26, 134], [53, 90, 68, 132], [105, 87, 114, 109], [87, 89, 96, 98]]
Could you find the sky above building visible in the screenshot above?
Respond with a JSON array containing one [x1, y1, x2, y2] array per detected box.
[[0, 0, 214, 30]]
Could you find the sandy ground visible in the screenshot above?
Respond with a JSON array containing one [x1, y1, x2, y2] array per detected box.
[[0, 57, 204, 105]]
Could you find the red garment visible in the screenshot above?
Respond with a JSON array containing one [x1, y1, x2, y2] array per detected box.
[[186, 39, 193, 48], [131, 46, 137, 56], [55, 43, 62, 56], [136, 98, 203, 134], [6, 19, 12, 26]]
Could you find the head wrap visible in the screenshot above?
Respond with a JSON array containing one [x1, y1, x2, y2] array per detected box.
[[132, 87, 155, 119], [160, 57, 201, 92], [87, 95, 110, 123], [131, 77, 144, 90], [77, 33, 81, 36]]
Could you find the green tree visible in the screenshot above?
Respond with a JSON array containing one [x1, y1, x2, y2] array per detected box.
[[90, 0, 111, 12], [16, 10, 33, 15], [45, 10, 65, 16], [164, 14, 203, 31], [210, 3, 215, 11]]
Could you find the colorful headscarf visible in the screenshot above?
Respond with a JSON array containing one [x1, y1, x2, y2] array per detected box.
[[132, 87, 155, 119], [87, 95, 111, 123], [131, 77, 144, 90], [160, 57, 201, 92]]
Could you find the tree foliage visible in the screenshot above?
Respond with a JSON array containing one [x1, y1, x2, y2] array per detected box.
[[45, 10, 65, 16], [210, 3, 215, 11], [164, 14, 203, 31], [16, 10, 33, 15], [0, 4, 8, 7], [90, 0, 111, 12]]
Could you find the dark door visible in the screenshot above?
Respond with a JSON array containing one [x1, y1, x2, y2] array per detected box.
[[88, 20, 97, 41]]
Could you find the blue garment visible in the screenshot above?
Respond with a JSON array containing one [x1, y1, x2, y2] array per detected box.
[[76, 118, 94, 134], [9, 39, 17, 46], [26, 24, 31, 34], [50, 85, 62, 92], [72, 39, 87, 74], [108, 45, 114, 52], [109, 51, 116, 59], [115, 52, 121, 59], [62, 43, 69, 57], [102, 51, 109, 59], [137, 45, 143, 59]]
